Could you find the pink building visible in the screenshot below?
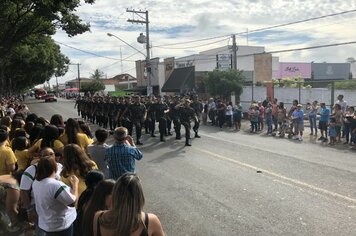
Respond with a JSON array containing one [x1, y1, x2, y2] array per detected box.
[[277, 62, 311, 80]]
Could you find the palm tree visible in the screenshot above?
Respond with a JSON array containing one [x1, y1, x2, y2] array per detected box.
[[90, 69, 104, 81]]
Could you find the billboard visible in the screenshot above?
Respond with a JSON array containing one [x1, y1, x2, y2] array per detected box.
[[278, 62, 311, 79], [312, 63, 351, 81], [216, 54, 232, 71]]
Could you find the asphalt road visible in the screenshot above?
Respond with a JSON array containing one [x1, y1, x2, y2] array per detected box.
[[26, 97, 356, 236]]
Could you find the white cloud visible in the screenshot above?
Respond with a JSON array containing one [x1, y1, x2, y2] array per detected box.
[[49, 0, 356, 85]]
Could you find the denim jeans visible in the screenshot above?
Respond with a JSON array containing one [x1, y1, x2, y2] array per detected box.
[[266, 118, 273, 133], [309, 115, 317, 134]]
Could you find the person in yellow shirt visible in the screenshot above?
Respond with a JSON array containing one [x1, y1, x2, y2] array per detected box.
[[28, 125, 64, 157], [12, 136, 30, 171], [61, 144, 97, 197], [0, 129, 17, 175], [59, 118, 93, 153]]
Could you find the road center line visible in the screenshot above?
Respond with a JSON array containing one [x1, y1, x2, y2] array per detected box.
[[193, 146, 356, 205]]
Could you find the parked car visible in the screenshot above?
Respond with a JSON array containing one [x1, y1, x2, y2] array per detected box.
[[44, 93, 57, 102]]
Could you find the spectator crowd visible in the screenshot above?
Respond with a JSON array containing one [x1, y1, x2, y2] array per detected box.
[[0, 96, 164, 236], [205, 94, 356, 147]]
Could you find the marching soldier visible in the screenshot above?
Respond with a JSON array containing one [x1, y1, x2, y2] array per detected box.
[[153, 95, 169, 142], [102, 96, 110, 129], [176, 98, 198, 146], [74, 96, 82, 117], [169, 96, 182, 139], [145, 96, 156, 137], [190, 95, 203, 138], [120, 96, 132, 131], [165, 95, 173, 136], [108, 97, 118, 131], [89, 97, 96, 124], [121, 95, 146, 145]]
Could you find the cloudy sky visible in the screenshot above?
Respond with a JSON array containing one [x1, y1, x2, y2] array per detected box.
[[51, 0, 356, 85]]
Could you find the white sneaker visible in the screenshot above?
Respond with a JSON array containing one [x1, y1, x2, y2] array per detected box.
[[299, 137, 303, 141]]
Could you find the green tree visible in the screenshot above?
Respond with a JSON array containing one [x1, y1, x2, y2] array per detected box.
[[0, 0, 95, 94], [334, 80, 356, 90], [4, 35, 69, 93], [81, 81, 105, 95], [90, 69, 105, 80], [204, 69, 245, 100]]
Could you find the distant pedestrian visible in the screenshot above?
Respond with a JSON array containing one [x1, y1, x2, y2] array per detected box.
[[318, 102, 330, 142], [292, 104, 304, 141], [233, 102, 243, 131], [328, 117, 337, 145], [265, 103, 273, 135]]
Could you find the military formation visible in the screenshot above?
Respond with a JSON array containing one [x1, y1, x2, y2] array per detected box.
[[74, 94, 203, 146]]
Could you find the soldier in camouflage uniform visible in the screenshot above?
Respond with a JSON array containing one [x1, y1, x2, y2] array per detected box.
[[102, 96, 110, 129], [74, 96, 82, 117], [176, 98, 198, 146], [94, 97, 104, 127], [120, 96, 132, 131], [121, 95, 146, 145], [145, 96, 156, 137], [115, 96, 124, 128], [153, 96, 169, 142], [190, 95, 203, 138], [89, 97, 96, 124], [108, 97, 118, 131], [169, 96, 182, 139], [165, 95, 173, 136]]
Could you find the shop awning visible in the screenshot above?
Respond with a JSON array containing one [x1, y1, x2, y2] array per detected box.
[[161, 66, 195, 93]]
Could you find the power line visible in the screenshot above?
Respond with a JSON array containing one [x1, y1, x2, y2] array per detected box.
[[264, 41, 356, 55], [154, 37, 230, 50], [171, 41, 356, 63], [55, 41, 137, 62], [153, 9, 356, 47], [243, 9, 356, 36]]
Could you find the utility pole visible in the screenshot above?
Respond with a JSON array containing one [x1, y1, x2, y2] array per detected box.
[[232, 34, 238, 70], [69, 63, 81, 94], [55, 76, 59, 96], [119, 46, 129, 89], [127, 9, 151, 95], [77, 63, 81, 94]]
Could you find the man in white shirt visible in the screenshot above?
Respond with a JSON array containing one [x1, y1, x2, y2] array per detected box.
[[335, 94, 348, 113]]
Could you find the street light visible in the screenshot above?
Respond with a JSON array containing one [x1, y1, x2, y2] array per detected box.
[[107, 32, 149, 92], [107, 33, 146, 57]]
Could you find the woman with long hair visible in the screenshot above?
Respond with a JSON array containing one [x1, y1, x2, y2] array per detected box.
[[59, 118, 93, 153], [61, 144, 97, 196], [81, 179, 115, 236], [93, 173, 164, 236], [28, 124, 64, 157]]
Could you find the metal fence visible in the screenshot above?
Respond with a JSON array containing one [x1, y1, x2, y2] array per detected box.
[[239, 81, 355, 111]]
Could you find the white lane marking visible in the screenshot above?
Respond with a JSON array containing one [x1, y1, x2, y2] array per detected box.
[[193, 146, 356, 205]]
